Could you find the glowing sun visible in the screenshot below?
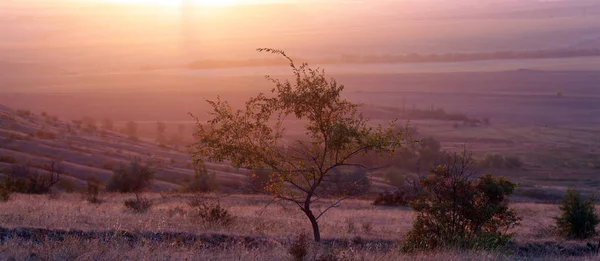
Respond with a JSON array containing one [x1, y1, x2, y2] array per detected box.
[[100, 0, 267, 6]]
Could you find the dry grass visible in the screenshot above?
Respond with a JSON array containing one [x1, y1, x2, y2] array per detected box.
[[0, 193, 412, 240], [0, 238, 530, 261], [1, 193, 599, 260]]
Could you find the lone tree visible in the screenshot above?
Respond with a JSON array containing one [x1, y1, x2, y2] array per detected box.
[[191, 48, 410, 241]]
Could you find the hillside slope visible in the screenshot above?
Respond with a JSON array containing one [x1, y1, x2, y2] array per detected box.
[[0, 104, 393, 192], [0, 105, 248, 191]]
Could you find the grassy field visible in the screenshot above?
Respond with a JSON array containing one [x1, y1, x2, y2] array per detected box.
[[1, 193, 599, 260]]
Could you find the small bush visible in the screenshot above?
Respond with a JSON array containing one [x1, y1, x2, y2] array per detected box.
[[124, 195, 152, 213], [320, 167, 370, 196], [288, 232, 310, 261], [188, 196, 234, 226], [555, 189, 599, 239], [56, 178, 78, 193], [361, 222, 372, 233], [86, 177, 102, 204], [102, 161, 115, 171], [0, 178, 13, 202], [384, 167, 406, 188], [515, 188, 564, 202], [16, 109, 32, 118], [166, 206, 187, 217], [106, 158, 154, 193], [0, 155, 17, 164], [35, 130, 56, 140], [373, 189, 419, 207], [478, 154, 523, 169], [8, 163, 63, 194], [182, 164, 218, 193], [402, 155, 521, 252]]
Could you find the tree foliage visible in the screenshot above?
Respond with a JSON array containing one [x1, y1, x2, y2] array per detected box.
[[191, 48, 410, 241], [402, 153, 521, 252]]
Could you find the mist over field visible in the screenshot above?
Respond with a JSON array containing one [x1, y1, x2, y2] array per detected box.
[[1, 0, 600, 260]]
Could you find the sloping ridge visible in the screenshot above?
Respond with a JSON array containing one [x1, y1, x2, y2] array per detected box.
[[0, 104, 247, 192]]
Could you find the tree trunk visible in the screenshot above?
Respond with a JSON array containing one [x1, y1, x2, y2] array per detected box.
[[304, 208, 321, 242]]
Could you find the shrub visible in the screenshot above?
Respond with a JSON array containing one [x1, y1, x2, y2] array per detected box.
[[8, 163, 63, 194], [516, 187, 564, 202], [478, 153, 523, 169], [555, 189, 599, 239], [384, 167, 406, 188], [16, 109, 32, 118], [106, 158, 154, 193], [288, 232, 310, 261], [188, 196, 233, 226], [86, 176, 102, 204], [0, 155, 17, 164], [0, 178, 13, 202], [402, 155, 521, 252], [320, 167, 371, 196], [36, 129, 56, 140], [373, 188, 419, 207], [182, 164, 218, 193], [56, 178, 78, 193], [124, 195, 152, 213], [102, 161, 115, 171]]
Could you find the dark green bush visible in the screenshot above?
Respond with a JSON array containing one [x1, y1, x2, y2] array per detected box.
[[56, 178, 78, 193], [8, 163, 63, 194], [106, 158, 154, 193], [402, 157, 521, 252], [182, 164, 218, 193], [384, 167, 406, 188], [478, 153, 523, 169], [35, 129, 56, 140], [319, 167, 370, 196], [0, 155, 17, 164], [16, 109, 32, 118], [373, 189, 419, 207], [124, 195, 152, 213], [555, 189, 599, 239], [288, 232, 310, 261], [86, 176, 102, 204], [188, 196, 233, 226], [0, 178, 15, 202]]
